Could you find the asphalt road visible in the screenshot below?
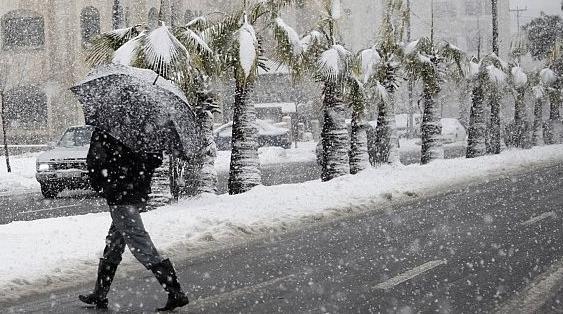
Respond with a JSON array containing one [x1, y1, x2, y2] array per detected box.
[[3, 163, 562, 313], [0, 146, 465, 225]]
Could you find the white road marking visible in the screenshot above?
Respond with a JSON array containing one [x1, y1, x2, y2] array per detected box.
[[520, 211, 557, 226], [496, 258, 563, 314], [19, 204, 79, 214], [373, 260, 447, 290]]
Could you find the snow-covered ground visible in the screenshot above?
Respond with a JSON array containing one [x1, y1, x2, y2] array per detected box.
[[1, 144, 562, 301], [0, 140, 462, 196], [0, 153, 41, 196], [215, 142, 318, 172]]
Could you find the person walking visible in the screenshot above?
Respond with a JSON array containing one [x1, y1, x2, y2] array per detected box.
[[79, 128, 190, 311]]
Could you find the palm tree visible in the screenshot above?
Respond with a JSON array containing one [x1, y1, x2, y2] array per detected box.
[[202, 0, 299, 193], [272, 0, 352, 181], [346, 70, 370, 174], [531, 80, 545, 146], [363, 0, 405, 166], [404, 38, 464, 164], [466, 53, 507, 158], [507, 66, 530, 148], [540, 67, 562, 144]]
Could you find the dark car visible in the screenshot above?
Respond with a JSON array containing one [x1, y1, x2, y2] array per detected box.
[[35, 125, 95, 198], [214, 119, 291, 151]]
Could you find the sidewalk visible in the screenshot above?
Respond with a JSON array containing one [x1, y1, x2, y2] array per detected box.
[[1, 144, 562, 302]]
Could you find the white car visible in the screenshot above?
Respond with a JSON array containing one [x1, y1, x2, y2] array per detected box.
[[35, 126, 95, 198]]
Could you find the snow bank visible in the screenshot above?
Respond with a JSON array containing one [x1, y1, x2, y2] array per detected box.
[[0, 153, 40, 195], [1, 145, 563, 301], [215, 142, 317, 172]]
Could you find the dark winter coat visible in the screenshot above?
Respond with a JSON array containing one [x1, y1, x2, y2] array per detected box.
[[87, 129, 163, 206]]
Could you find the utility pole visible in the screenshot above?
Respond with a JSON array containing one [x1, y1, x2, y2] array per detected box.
[[491, 0, 499, 56], [509, 5, 528, 32], [0, 66, 10, 173], [406, 0, 415, 136], [430, 0, 435, 45]]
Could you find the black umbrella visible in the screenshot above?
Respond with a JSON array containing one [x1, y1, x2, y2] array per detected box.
[[70, 64, 199, 157]]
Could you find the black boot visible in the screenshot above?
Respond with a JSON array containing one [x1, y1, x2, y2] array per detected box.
[[79, 258, 119, 309], [150, 259, 189, 312]]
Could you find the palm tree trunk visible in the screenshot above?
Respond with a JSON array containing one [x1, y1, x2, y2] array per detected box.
[[489, 90, 502, 154], [349, 108, 369, 175], [196, 109, 218, 194], [513, 87, 529, 148], [228, 79, 260, 194], [321, 82, 349, 181], [373, 98, 399, 165], [467, 82, 487, 158], [421, 86, 443, 164], [547, 88, 562, 144], [533, 96, 544, 146]]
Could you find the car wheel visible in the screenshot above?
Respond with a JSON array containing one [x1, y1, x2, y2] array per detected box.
[[41, 184, 60, 199]]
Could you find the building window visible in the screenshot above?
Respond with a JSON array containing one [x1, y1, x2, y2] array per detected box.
[[4, 86, 48, 128], [81, 6, 100, 45], [148, 7, 158, 29], [1, 10, 45, 50]]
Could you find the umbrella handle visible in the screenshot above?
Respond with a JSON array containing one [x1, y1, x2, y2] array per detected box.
[[153, 74, 159, 85]]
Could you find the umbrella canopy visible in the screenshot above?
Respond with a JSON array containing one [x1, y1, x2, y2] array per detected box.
[[71, 64, 199, 157]]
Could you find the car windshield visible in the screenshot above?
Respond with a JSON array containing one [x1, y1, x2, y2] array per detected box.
[[57, 127, 93, 147]]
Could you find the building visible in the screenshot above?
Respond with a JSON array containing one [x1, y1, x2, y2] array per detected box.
[[0, 0, 512, 145], [0, 0, 237, 145]]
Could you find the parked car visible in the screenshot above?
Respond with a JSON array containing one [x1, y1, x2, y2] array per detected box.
[[36, 125, 95, 198], [214, 119, 291, 151]]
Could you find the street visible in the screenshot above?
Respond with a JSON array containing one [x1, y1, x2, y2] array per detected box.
[[3, 163, 562, 313]]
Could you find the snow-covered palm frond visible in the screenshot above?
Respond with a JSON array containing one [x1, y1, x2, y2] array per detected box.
[[375, 81, 391, 104], [466, 60, 480, 80], [273, 18, 303, 57], [238, 18, 258, 79], [540, 68, 557, 86], [176, 28, 213, 58], [532, 85, 545, 99], [346, 76, 367, 112], [185, 16, 209, 32], [317, 44, 351, 83], [86, 25, 141, 66], [486, 65, 507, 86], [201, 12, 243, 54], [357, 47, 381, 84], [439, 41, 466, 75], [482, 53, 508, 72], [510, 66, 528, 88], [112, 33, 143, 66], [138, 25, 188, 80], [301, 30, 324, 54]]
